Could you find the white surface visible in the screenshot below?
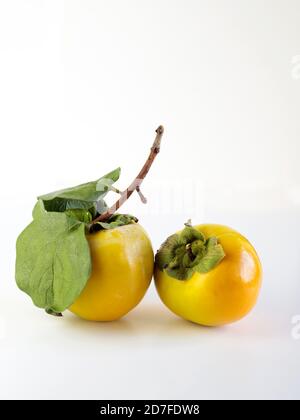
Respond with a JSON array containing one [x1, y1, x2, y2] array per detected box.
[[1, 212, 300, 400], [0, 0, 300, 400]]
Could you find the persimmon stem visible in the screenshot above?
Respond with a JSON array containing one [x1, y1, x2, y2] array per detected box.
[[91, 125, 164, 224]]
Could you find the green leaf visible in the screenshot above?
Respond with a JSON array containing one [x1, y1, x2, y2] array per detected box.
[[15, 212, 92, 313], [45, 308, 63, 317], [94, 214, 138, 231], [155, 225, 226, 281], [38, 168, 121, 212], [96, 168, 121, 194], [64, 209, 93, 224], [43, 198, 96, 213], [32, 199, 46, 220], [34, 198, 97, 224]]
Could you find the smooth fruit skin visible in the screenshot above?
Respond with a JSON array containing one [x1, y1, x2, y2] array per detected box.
[[69, 224, 154, 321], [154, 224, 262, 327]]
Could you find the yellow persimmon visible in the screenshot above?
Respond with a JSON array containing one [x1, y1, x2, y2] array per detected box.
[[154, 224, 262, 327], [69, 223, 154, 321]]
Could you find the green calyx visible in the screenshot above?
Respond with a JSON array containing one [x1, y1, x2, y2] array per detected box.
[[155, 223, 226, 281], [91, 214, 138, 232]]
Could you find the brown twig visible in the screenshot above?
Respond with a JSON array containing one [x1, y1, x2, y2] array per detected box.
[[136, 186, 148, 204], [91, 125, 164, 224]]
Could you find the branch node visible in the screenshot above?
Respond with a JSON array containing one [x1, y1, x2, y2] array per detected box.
[[151, 125, 164, 153], [136, 187, 148, 204]]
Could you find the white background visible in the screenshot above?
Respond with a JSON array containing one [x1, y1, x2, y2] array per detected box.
[[0, 0, 300, 400]]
